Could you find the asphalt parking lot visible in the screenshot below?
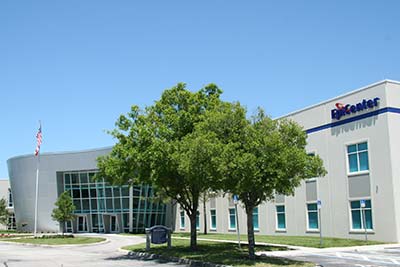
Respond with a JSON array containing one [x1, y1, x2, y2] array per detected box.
[[288, 246, 400, 267], [0, 234, 179, 267], [1, 234, 400, 267]]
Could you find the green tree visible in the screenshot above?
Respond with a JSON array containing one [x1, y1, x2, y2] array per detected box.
[[97, 83, 223, 250], [51, 191, 76, 235], [199, 105, 327, 259], [0, 198, 8, 226]]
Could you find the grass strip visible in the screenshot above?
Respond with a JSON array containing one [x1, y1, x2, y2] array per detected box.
[[123, 238, 313, 267], [2, 236, 105, 245], [173, 233, 383, 248]]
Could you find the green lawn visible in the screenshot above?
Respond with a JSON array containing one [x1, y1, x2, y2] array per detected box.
[[0, 234, 32, 239], [119, 233, 145, 237], [0, 230, 17, 234], [2, 236, 106, 245], [173, 232, 384, 248], [123, 238, 312, 267]]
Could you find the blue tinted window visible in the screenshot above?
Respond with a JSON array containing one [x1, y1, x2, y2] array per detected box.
[[229, 208, 236, 229], [358, 142, 368, 151], [351, 201, 360, 209], [253, 207, 259, 230], [307, 203, 317, 211], [365, 210, 373, 229], [276, 205, 286, 229], [308, 212, 318, 229], [347, 144, 357, 153], [277, 214, 286, 229], [359, 152, 369, 171], [348, 154, 358, 172], [210, 210, 216, 229], [180, 211, 185, 228], [350, 200, 373, 230], [351, 210, 362, 229], [347, 142, 369, 173], [307, 203, 319, 229], [64, 174, 71, 184]]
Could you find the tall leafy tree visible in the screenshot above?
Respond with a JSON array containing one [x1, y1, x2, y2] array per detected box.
[[97, 83, 223, 250], [198, 105, 327, 259], [0, 198, 8, 226], [51, 191, 76, 236]]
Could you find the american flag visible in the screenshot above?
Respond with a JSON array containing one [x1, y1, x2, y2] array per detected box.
[[34, 124, 42, 156]]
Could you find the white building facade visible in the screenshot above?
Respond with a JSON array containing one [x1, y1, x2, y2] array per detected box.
[[0, 180, 15, 230], [174, 80, 400, 243]]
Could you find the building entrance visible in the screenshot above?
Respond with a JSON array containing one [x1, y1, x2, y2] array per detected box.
[[110, 215, 119, 233], [77, 215, 88, 232]]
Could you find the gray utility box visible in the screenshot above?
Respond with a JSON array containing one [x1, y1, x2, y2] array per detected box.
[[145, 225, 172, 250]]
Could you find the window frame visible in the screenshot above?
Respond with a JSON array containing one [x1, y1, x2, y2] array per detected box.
[[253, 207, 259, 231], [306, 201, 320, 232], [179, 210, 185, 229], [345, 140, 370, 176], [275, 204, 286, 231], [210, 209, 217, 231], [348, 198, 374, 232], [7, 188, 13, 208], [228, 208, 236, 231]]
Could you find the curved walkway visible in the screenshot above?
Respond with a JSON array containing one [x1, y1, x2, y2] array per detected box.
[[0, 234, 179, 267]]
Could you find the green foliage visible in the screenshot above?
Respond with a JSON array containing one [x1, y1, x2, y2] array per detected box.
[[0, 198, 8, 225], [97, 82, 326, 256], [197, 105, 327, 259], [97, 83, 224, 250], [51, 192, 76, 234]]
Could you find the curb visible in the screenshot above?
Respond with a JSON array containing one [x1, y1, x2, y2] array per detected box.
[[119, 248, 232, 267]]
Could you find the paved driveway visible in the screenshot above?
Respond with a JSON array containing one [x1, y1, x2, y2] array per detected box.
[[0, 234, 179, 267], [267, 245, 400, 267]]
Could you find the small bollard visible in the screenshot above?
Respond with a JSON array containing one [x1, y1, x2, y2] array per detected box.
[[145, 229, 151, 251], [167, 230, 171, 249]]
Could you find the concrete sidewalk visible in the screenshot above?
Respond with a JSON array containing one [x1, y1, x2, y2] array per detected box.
[[173, 236, 400, 257], [258, 243, 400, 257]]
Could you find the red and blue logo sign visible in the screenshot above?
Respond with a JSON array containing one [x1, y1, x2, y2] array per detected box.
[[331, 97, 380, 120]]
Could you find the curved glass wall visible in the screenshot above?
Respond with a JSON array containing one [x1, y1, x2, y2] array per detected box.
[[62, 171, 166, 233]]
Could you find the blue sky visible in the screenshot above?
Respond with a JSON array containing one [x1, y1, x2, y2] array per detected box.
[[1, 1, 400, 178]]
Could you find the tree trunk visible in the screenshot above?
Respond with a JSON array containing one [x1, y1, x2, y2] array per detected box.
[[62, 222, 65, 236], [189, 212, 198, 250], [203, 198, 207, 235], [246, 206, 255, 260]]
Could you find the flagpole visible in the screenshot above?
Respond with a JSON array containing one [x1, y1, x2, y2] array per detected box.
[[34, 121, 41, 237], [34, 153, 40, 236]]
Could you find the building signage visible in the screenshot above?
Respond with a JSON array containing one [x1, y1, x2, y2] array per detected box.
[[331, 97, 380, 120]]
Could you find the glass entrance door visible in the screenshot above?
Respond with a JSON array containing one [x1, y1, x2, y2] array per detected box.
[[110, 215, 119, 233], [77, 216, 88, 232]]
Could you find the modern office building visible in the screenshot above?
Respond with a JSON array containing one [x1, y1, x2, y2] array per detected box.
[[174, 80, 400, 243], [7, 148, 170, 233], [0, 179, 16, 230], [7, 80, 400, 242]]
